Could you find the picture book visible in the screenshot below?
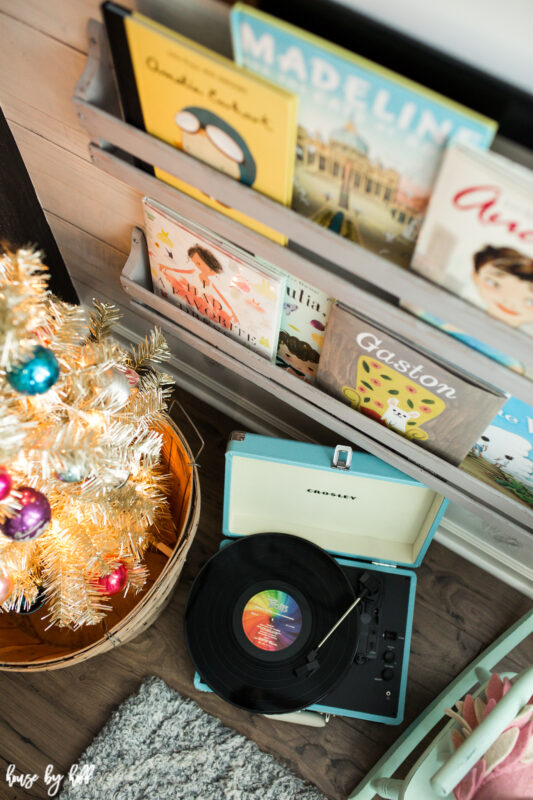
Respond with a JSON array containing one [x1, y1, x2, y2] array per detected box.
[[316, 303, 506, 464], [399, 300, 533, 381], [461, 396, 533, 508], [411, 144, 533, 337], [142, 197, 286, 360], [102, 2, 299, 245], [276, 277, 334, 383], [230, 3, 496, 266]]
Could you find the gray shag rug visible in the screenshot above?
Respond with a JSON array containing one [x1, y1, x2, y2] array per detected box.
[[59, 676, 327, 800]]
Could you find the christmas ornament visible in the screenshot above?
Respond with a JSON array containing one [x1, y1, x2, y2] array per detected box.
[[0, 467, 12, 500], [124, 367, 140, 387], [18, 587, 46, 614], [97, 562, 128, 595], [1, 487, 51, 541], [0, 574, 13, 604], [96, 367, 131, 407], [7, 345, 59, 395], [56, 454, 89, 484]]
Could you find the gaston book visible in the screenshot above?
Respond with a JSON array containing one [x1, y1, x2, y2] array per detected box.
[[316, 304, 505, 464], [461, 396, 533, 509], [230, 3, 496, 265], [102, 2, 299, 244], [143, 198, 285, 360], [411, 144, 533, 338], [277, 278, 334, 383]]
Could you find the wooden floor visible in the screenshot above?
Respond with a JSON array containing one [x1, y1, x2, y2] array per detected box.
[[0, 388, 531, 800]]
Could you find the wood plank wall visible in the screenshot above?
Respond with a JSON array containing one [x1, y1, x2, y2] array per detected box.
[[0, 0, 231, 331]]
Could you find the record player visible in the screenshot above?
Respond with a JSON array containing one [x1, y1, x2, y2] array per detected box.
[[189, 432, 449, 726]]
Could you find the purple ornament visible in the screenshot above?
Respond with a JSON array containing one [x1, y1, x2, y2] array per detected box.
[[2, 487, 51, 541], [0, 467, 12, 501]]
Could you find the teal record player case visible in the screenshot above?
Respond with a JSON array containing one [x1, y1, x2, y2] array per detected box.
[[194, 432, 449, 725]]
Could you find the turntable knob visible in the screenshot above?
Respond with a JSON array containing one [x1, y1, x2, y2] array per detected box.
[[383, 650, 395, 664], [381, 667, 394, 681], [360, 612, 372, 625]]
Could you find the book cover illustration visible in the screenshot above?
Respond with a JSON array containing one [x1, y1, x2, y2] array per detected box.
[[277, 277, 334, 383], [399, 300, 533, 380], [110, 4, 299, 244], [230, 4, 496, 266], [461, 397, 533, 509], [316, 304, 506, 464], [411, 144, 533, 337], [143, 198, 286, 360]]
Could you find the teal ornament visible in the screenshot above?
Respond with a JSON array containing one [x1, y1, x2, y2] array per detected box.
[[56, 463, 88, 483], [7, 346, 59, 395]]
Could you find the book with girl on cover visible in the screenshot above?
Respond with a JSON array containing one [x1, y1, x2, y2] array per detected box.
[[102, 2, 298, 244], [143, 197, 285, 361], [230, 3, 496, 265], [411, 144, 533, 337], [276, 278, 334, 383]]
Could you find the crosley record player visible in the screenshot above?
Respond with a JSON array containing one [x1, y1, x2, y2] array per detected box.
[[192, 432, 449, 726]]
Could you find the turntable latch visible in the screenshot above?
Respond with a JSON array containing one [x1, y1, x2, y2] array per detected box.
[[332, 445, 352, 470]]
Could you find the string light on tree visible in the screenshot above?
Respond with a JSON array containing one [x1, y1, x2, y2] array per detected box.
[[0, 247, 175, 627]]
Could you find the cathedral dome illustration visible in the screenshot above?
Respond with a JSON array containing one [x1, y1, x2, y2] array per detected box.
[[330, 118, 368, 154]]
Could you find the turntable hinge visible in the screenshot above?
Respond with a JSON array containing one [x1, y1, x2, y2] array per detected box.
[[372, 561, 396, 568], [332, 445, 352, 470]]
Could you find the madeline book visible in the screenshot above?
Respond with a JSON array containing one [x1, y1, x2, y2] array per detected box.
[[411, 144, 533, 337], [316, 304, 505, 464], [102, 2, 299, 245], [277, 277, 334, 383], [230, 3, 496, 266], [143, 197, 286, 360]]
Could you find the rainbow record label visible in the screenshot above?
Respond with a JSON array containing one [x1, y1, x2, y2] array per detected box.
[[242, 589, 302, 652]]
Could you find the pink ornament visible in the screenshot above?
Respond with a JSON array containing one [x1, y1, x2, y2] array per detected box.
[[97, 563, 128, 596], [0, 467, 12, 501], [0, 574, 13, 603], [123, 368, 140, 387]]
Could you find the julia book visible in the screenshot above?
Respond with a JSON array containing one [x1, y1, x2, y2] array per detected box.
[[411, 144, 533, 339], [316, 304, 505, 464], [277, 278, 334, 383], [230, 3, 496, 266], [102, 2, 298, 245], [143, 198, 285, 360]]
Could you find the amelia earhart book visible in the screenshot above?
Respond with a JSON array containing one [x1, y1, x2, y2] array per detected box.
[[411, 144, 533, 339], [142, 197, 286, 360], [316, 304, 505, 464], [102, 2, 298, 244], [276, 277, 334, 383], [230, 3, 496, 265]]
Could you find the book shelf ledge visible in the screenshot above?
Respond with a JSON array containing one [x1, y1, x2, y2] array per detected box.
[[74, 18, 533, 370], [122, 227, 533, 538]]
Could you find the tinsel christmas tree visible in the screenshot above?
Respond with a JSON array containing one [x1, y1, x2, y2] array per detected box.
[[0, 247, 175, 628]]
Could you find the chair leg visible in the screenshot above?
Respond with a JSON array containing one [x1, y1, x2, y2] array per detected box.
[[372, 777, 403, 798]]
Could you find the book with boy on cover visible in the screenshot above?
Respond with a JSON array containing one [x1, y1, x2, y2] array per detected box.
[[276, 278, 334, 384], [143, 197, 286, 360], [316, 303, 506, 464], [230, 3, 496, 266], [411, 144, 533, 337], [102, 2, 299, 245]]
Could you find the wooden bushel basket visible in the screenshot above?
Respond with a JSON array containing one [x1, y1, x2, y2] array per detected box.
[[0, 408, 201, 671]]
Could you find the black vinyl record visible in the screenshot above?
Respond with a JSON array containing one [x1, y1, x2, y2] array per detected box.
[[184, 533, 358, 714]]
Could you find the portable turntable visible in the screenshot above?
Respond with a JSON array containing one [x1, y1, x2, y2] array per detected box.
[[186, 433, 449, 726]]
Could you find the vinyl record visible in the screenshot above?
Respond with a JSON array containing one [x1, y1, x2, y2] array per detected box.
[[184, 532, 358, 714]]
